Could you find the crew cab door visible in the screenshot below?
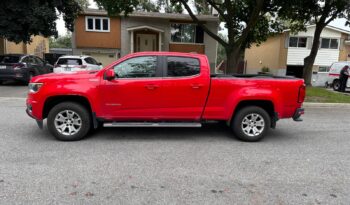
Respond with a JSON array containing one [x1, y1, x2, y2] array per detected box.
[[160, 56, 210, 120], [99, 56, 163, 120]]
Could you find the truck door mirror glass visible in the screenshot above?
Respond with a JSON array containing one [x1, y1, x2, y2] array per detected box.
[[105, 69, 115, 81]]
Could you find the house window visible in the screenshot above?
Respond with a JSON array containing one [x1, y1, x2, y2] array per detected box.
[[171, 24, 204, 44], [289, 37, 307, 48], [321, 38, 339, 49], [318, 66, 330, 72], [85, 16, 110, 32]]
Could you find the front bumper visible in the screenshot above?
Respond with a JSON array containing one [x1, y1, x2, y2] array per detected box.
[[293, 108, 304, 122], [26, 108, 43, 129]]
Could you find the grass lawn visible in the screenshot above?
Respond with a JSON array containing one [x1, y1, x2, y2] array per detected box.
[[305, 87, 350, 103]]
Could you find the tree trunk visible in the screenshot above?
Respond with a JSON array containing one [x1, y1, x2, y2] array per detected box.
[[303, 25, 324, 86], [225, 48, 241, 74]]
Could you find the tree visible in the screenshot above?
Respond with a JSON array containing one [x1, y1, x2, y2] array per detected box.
[[0, 0, 83, 44], [95, 0, 285, 73], [49, 34, 72, 48], [279, 0, 350, 85]]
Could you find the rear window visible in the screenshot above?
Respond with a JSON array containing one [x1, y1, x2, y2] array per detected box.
[[166, 57, 200, 77], [0, 55, 20, 63], [57, 58, 82, 65]]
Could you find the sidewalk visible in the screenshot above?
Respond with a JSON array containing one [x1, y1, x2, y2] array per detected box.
[[304, 102, 350, 108]]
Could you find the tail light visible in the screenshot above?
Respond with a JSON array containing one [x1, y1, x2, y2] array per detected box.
[[13, 63, 25, 70], [298, 84, 306, 103]]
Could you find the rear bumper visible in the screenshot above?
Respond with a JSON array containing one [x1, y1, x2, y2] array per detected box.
[[0, 71, 29, 82], [293, 108, 304, 122]]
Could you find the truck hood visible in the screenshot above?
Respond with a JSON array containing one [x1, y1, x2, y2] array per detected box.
[[31, 70, 100, 83]]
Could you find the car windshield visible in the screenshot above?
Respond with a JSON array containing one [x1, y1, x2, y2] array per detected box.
[[0, 55, 20, 63], [57, 58, 82, 65]]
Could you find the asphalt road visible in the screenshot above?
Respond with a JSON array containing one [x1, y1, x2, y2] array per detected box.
[[0, 84, 350, 205]]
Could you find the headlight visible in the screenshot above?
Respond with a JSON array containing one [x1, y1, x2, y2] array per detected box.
[[28, 83, 44, 93]]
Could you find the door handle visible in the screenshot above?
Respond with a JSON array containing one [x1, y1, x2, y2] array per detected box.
[[191, 84, 203, 89], [145, 84, 159, 90]]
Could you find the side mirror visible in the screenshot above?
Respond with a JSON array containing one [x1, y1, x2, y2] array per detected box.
[[105, 69, 115, 81], [98, 62, 102, 66]]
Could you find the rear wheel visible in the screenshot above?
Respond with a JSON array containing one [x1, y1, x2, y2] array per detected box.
[[47, 102, 91, 141], [231, 106, 271, 142], [333, 79, 340, 91]]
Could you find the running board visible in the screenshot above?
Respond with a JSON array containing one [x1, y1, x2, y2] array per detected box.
[[103, 122, 202, 128]]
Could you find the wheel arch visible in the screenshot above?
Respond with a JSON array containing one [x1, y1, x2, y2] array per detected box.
[[229, 100, 275, 125], [43, 95, 93, 119]]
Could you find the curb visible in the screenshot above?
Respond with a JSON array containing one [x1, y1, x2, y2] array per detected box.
[[303, 102, 350, 108]]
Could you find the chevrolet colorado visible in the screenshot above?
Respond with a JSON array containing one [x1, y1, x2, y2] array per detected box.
[[26, 52, 305, 142]]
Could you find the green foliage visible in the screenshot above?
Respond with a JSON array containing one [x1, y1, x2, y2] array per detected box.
[[306, 87, 350, 103], [261, 66, 270, 73], [49, 34, 72, 48], [0, 0, 82, 44]]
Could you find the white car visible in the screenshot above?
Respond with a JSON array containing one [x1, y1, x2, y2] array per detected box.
[[326, 62, 350, 90], [54, 55, 103, 73]]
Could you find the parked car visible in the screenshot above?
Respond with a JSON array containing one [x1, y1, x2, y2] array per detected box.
[[54, 55, 103, 73], [26, 52, 305, 142], [327, 61, 350, 90], [0, 54, 53, 84]]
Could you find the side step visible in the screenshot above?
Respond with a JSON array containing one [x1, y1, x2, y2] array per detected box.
[[103, 122, 202, 128]]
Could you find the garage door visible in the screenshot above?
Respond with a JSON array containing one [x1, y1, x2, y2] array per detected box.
[[83, 52, 117, 67]]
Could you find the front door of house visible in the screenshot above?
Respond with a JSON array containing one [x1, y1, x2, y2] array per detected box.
[[136, 34, 157, 52]]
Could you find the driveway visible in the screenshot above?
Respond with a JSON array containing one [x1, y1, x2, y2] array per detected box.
[[0, 85, 349, 204]]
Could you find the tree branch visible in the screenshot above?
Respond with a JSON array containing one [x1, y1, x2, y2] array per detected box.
[[206, 0, 228, 22], [178, 0, 228, 47], [237, 0, 264, 47]]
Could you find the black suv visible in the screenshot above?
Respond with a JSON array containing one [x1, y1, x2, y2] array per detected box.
[[0, 54, 53, 84]]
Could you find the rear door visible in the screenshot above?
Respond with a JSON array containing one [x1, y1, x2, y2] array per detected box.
[[84, 57, 102, 70], [160, 56, 210, 121]]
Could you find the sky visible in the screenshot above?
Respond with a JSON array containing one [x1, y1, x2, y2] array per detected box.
[[55, 0, 350, 36]]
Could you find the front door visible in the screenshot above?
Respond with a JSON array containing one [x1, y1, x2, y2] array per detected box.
[[136, 34, 157, 52], [99, 56, 163, 121]]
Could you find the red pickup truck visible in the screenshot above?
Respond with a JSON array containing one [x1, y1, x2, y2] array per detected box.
[[26, 52, 305, 142]]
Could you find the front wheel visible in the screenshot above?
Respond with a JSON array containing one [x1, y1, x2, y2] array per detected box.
[[47, 102, 91, 141], [231, 106, 271, 142]]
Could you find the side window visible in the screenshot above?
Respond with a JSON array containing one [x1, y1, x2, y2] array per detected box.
[[34, 57, 44, 65], [85, 57, 98, 65], [166, 57, 200, 77], [113, 56, 157, 78]]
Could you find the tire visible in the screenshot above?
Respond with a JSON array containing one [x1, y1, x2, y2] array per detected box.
[[333, 79, 340, 91], [47, 102, 91, 141], [231, 106, 271, 142]]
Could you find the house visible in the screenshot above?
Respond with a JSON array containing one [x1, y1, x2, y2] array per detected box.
[[244, 25, 350, 78], [0, 36, 49, 58], [72, 9, 219, 71]]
